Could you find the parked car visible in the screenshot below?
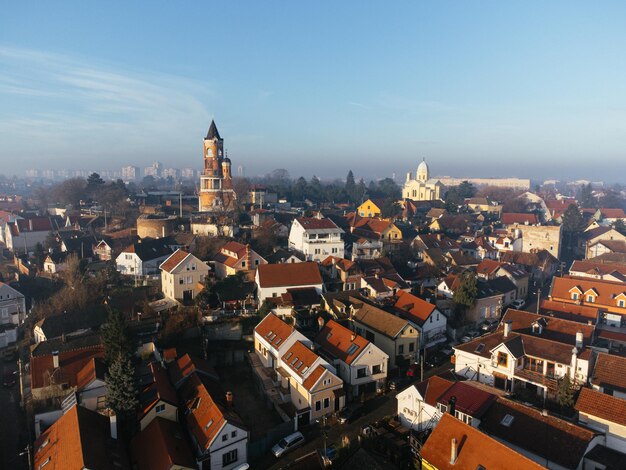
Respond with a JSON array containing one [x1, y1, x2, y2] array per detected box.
[[426, 351, 451, 369], [272, 432, 305, 458], [460, 330, 480, 343], [388, 376, 410, 391], [338, 404, 364, 424], [511, 299, 526, 309], [2, 370, 17, 388], [480, 318, 499, 332]]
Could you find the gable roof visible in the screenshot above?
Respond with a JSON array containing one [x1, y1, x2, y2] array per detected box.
[[140, 362, 178, 417], [122, 238, 172, 261], [168, 353, 219, 387], [160, 249, 192, 273], [476, 259, 502, 276], [421, 413, 543, 470], [501, 309, 594, 346], [315, 320, 371, 365], [131, 417, 196, 470], [550, 276, 626, 306], [255, 313, 295, 349], [576, 386, 626, 427], [76, 357, 107, 391], [295, 216, 341, 231], [352, 303, 410, 339], [281, 340, 319, 378], [436, 381, 496, 418], [302, 364, 329, 391], [482, 397, 596, 469], [502, 213, 538, 225], [393, 290, 436, 325], [34, 405, 128, 470], [414, 375, 455, 406], [591, 352, 626, 393], [256, 262, 322, 288], [570, 259, 626, 279]]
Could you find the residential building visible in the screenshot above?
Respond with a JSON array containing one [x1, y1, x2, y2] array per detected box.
[[116, 238, 173, 276], [160, 249, 209, 302], [138, 362, 179, 431], [453, 320, 593, 400], [436, 176, 531, 189], [43, 251, 70, 274], [4, 216, 53, 253], [253, 314, 345, 426], [402, 159, 443, 202], [288, 215, 344, 262], [549, 276, 626, 327], [569, 259, 626, 282], [587, 239, 626, 259], [121, 165, 139, 181], [420, 413, 543, 470], [131, 417, 196, 470], [33, 308, 108, 343], [75, 357, 108, 412], [180, 372, 248, 470], [392, 290, 447, 349], [352, 302, 419, 369], [198, 120, 236, 212], [357, 198, 384, 217], [590, 352, 626, 399], [315, 320, 388, 398], [213, 241, 267, 280], [507, 224, 562, 259], [584, 227, 626, 258], [33, 405, 129, 470], [576, 387, 626, 453], [255, 262, 324, 302], [0, 281, 26, 326]]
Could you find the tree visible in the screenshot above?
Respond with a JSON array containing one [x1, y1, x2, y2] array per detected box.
[[52, 177, 87, 207], [457, 181, 477, 199], [345, 170, 356, 201], [453, 272, 478, 308], [87, 172, 105, 193], [561, 204, 586, 233], [33, 243, 46, 269], [556, 375, 575, 408], [381, 199, 401, 218], [105, 354, 138, 419], [444, 187, 461, 214], [101, 309, 133, 365], [615, 219, 626, 236], [579, 183, 594, 209]]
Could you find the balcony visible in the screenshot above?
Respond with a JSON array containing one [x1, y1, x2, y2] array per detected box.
[[514, 368, 558, 391]]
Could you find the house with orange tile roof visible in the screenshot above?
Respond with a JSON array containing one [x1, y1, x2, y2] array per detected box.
[[570, 259, 626, 283], [393, 290, 447, 349], [590, 352, 626, 399], [420, 413, 544, 470], [549, 275, 626, 327], [576, 387, 626, 454], [288, 215, 345, 262], [253, 313, 345, 425], [255, 262, 324, 302], [33, 404, 129, 470], [180, 372, 248, 469], [159, 249, 209, 302], [315, 320, 388, 398], [397, 375, 455, 431], [212, 241, 267, 280], [75, 357, 107, 412], [138, 362, 179, 431], [131, 417, 196, 470]]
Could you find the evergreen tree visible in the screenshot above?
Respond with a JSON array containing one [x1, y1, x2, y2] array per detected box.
[[556, 375, 575, 408], [356, 179, 367, 203], [105, 353, 138, 418], [561, 204, 586, 233], [345, 170, 356, 202], [615, 219, 626, 236], [579, 183, 594, 209], [101, 309, 133, 365], [453, 272, 478, 308], [457, 181, 477, 199]]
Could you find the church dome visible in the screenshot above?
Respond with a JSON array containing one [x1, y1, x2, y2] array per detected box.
[[417, 158, 429, 181]]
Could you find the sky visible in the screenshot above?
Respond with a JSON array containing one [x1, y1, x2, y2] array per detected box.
[[1, 1, 626, 183]]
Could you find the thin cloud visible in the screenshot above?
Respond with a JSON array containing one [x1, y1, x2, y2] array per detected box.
[[348, 101, 370, 110]]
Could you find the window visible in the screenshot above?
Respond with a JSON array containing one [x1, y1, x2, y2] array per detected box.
[[586, 295, 594, 303], [373, 364, 381, 374], [39, 457, 51, 469], [231, 430, 237, 438], [527, 357, 543, 373], [357, 368, 367, 378], [409, 343, 415, 352], [497, 352, 508, 367], [571, 292, 579, 300], [315, 401, 321, 411], [398, 344, 404, 354], [222, 434, 228, 442], [222, 449, 238, 466], [205, 419, 213, 430], [430, 316, 433, 323], [241, 261, 246, 268], [179, 278, 184, 285], [347, 344, 359, 355], [155, 403, 166, 413], [501, 414, 515, 427], [324, 397, 330, 408], [619, 299, 626, 308], [255, 259, 260, 266]]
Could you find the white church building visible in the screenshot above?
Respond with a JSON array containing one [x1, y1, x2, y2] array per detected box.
[[402, 159, 443, 202]]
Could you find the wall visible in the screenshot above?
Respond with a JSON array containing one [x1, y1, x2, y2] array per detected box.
[[510, 224, 562, 259], [140, 401, 178, 431], [208, 422, 248, 470]]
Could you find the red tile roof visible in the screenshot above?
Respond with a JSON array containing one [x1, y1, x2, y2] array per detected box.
[[302, 364, 327, 391], [599, 208, 626, 219], [393, 290, 436, 325], [168, 353, 218, 387], [34, 405, 128, 470], [131, 417, 195, 470], [501, 309, 594, 345], [436, 381, 496, 418], [255, 313, 295, 349], [75, 357, 107, 391], [256, 262, 322, 288], [159, 249, 191, 273], [416, 375, 455, 407], [502, 213, 538, 225], [281, 340, 319, 378], [30, 344, 105, 390], [421, 413, 543, 470], [591, 352, 626, 393], [315, 320, 370, 365], [550, 276, 626, 307], [140, 362, 178, 417], [576, 386, 626, 426], [539, 299, 599, 323], [476, 259, 502, 276]]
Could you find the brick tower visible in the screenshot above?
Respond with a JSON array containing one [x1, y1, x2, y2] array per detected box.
[[199, 120, 236, 211]]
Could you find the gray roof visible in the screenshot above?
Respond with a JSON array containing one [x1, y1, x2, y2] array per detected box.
[[205, 120, 221, 140], [353, 303, 409, 339]]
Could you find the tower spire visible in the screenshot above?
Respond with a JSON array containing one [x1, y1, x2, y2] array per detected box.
[[205, 120, 221, 140]]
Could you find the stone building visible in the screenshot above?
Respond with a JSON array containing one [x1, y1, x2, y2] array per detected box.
[[198, 120, 236, 212], [402, 159, 443, 202]]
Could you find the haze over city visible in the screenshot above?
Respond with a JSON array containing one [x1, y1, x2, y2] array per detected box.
[[2, 1, 626, 182]]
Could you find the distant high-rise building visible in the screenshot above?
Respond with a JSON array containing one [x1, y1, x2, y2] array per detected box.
[[181, 167, 196, 179], [121, 165, 139, 181], [144, 162, 162, 178], [25, 169, 39, 178], [57, 169, 69, 179], [162, 167, 179, 179], [237, 165, 244, 177], [42, 169, 55, 180], [199, 120, 236, 211]]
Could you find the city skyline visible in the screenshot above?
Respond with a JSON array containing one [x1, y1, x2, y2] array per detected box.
[[2, 2, 626, 183]]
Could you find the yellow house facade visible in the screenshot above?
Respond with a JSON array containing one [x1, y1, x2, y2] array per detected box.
[[357, 199, 383, 217], [160, 249, 209, 302]]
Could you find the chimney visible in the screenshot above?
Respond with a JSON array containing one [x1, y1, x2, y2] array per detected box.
[[575, 331, 583, 350], [503, 321, 512, 338], [29, 219, 33, 231], [225, 391, 233, 408], [351, 332, 356, 342], [109, 413, 118, 439], [52, 350, 59, 369], [448, 396, 457, 416], [450, 438, 458, 464], [317, 316, 325, 331]]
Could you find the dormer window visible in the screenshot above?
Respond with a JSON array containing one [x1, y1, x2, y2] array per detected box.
[[571, 292, 579, 300], [586, 295, 595, 303], [619, 299, 625, 308]]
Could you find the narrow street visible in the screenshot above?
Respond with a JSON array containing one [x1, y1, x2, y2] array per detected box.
[[0, 360, 28, 470], [253, 361, 452, 470]]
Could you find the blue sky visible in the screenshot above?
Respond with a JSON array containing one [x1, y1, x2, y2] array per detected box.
[[1, 1, 626, 182]]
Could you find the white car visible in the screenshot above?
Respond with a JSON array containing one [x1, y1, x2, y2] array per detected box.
[[511, 299, 526, 309], [272, 432, 305, 458]]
